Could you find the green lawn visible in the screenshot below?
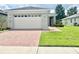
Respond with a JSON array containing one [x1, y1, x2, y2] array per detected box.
[[39, 26, 79, 47]]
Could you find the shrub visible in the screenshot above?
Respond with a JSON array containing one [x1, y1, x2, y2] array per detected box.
[[74, 23, 79, 26], [74, 23, 77, 26], [0, 27, 11, 31], [0, 28, 6, 30], [53, 24, 64, 27], [0, 15, 7, 31], [77, 24, 79, 26], [6, 27, 11, 30]]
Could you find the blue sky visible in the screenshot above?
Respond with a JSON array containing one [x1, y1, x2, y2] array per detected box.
[[0, 4, 79, 9], [0, 4, 79, 14]]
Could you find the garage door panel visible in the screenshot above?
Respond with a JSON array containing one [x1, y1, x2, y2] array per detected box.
[[13, 17, 42, 29]]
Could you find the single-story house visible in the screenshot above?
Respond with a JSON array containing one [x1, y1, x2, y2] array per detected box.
[[0, 10, 7, 29], [0, 10, 7, 16], [5, 6, 56, 30], [62, 13, 79, 26]]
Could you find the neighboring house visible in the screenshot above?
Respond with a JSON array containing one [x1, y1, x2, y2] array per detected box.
[[0, 10, 7, 29], [5, 6, 56, 30], [62, 13, 79, 26], [0, 10, 7, 16]]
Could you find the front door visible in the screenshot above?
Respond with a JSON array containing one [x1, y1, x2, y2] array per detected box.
[[49, 16, 53, 26]]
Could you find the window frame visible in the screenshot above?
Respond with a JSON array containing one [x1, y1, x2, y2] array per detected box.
[[70, 18, 72, 23], [14, 15, 17, 17]]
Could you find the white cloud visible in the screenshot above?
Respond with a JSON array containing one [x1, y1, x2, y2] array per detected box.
[[0, 4, 10, 10], [67, 4, 79, 10], [29, 4, 41, 7], [0, 4, 45, 10], [15, 4, 29, 8], [14, 4, 42, 8]]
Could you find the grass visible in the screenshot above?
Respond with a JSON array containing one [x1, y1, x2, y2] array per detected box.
[[39, 26, 79, 47]]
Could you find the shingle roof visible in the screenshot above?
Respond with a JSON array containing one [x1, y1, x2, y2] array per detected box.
[[10, 6, 48, 10], [0, 10, 7, 16], [63, 13, 79, 20]]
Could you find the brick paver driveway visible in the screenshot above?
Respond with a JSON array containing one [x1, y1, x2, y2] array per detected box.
[[0, 30, 41, 46]]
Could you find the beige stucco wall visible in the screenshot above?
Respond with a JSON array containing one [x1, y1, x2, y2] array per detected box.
[[41, 15, 49, 29]]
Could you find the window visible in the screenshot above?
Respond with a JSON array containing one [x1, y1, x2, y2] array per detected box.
[[39, 15, 41, 17], [28, 15, 30, 17], [65, 20, 67, 25], [14, 15, 17, 17], [25, 15, 27, 17], [70, 19, 72, 23], [14, 14, 41, 17], [21, 15, 23, 17], [35, 15, 37, 17], [18, 15, 20, 17], [32, 15, 33, 17], [74, 18, 76, 22]]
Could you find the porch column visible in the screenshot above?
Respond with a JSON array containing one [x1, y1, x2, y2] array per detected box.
[[53, 15, 56, 24]]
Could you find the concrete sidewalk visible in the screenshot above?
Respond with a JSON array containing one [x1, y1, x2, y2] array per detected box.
[[37, 47, 79, 54], [0, 46, 79, 54], [0, 46, 37, 54], [48, 27, 61, 32]]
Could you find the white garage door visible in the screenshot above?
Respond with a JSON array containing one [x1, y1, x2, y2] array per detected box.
[[13, 17, 42, 29]]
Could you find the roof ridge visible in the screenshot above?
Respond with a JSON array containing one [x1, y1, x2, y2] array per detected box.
[[8, 6, 48, 10], [63, 13, 79, 20]]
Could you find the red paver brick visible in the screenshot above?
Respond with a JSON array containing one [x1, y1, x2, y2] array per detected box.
[[0, 30, 41, 46]]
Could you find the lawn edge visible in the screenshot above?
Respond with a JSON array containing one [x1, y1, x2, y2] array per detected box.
[[39, 45, 79, 47]]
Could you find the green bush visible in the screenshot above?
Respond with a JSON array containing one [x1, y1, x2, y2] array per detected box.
[[74, 23, 79, 26], [74, 23, 77, 26], [53, 24, 64, 27], [0, 27, 10, 31], [6, 27, 11, 30], [0, 28, 5, 31]]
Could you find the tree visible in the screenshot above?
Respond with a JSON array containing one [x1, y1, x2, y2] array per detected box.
[[0, 15, 7, 30], [55, 4, 66, 24], [67, 6, 77, 16]]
